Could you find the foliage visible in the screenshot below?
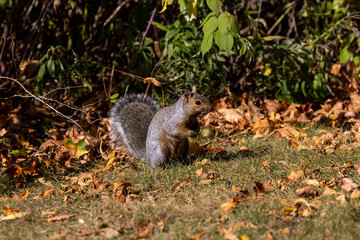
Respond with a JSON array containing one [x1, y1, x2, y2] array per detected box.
[[35, 46, 101, 95]]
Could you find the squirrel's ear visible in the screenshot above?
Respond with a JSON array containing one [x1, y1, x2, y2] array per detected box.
[[191, 86, 197, 93], [184, 90, 191, 103]]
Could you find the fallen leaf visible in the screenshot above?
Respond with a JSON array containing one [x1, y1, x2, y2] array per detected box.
[[296, 187, 318, 197], [195, 168, 203, 177], [220, 198, 241, 213], [189, 142, 206, 155], [286, 170, 304, 182], [42, 210, 58, 217], [254, 182, 274, 192], [47, 214, 75, 222], [306, 179, 320, 187], [157, 220, 165, 231], [323, 186, 338, 196], [350, 189, 360, 199], [135, 218, 153, 238], [336, 194, 346, 205], [265, 99, 284, 113], [12, 189, 29, 200], [33, 188, 55, 199], [190, 232, 206, 240], [0, 212, 28, 221], [1, 206, 19, 216], [341, 178, 359, 192], [252, 119, 275, 135]]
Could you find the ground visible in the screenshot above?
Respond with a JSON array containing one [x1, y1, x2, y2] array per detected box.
[[1, 132, 360, 240]]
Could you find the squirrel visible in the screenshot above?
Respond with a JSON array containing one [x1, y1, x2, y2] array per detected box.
[[109, 88, 211, 168]]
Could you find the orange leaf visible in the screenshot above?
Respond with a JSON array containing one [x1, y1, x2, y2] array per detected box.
[[1, 207, 19, 216], [33, 188, 55, 199], [12, 189, 29, 200], [286, 170, 304, 182], [143, 77, 161, 87]]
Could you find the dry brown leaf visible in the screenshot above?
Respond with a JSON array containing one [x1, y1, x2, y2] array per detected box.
[[135, 218, 153, 238], [263, 232, 274, 240], [296, 187, 318, 197], [0, 212, 28, 222], [1, 206, 19, 216], [188, 141, 206, 155], [12, 189, 29, 200], [340, 178, 359, 192], [190, 232, 206, 240], [213, 98, 231, 111], [336, 194, 346, 205], [286, 170, 304, 182], [264, 99, 284, 113], [195, 168, 203, 177], [157, 220, 165, 231], [220, 198, 241, 213], [350, 92, 360, 114], [33, 188, 55, 199], [218, 108, 244, 123], [42, 210, 58, 217], [254, 182, 274, 192], [330, 63, 341, 77], [252, 119, 275, 135], [143, 77, 161, 87], [323, 187, 338, 196], [47, 214, 75, 222], [350, 189, 360, 199]]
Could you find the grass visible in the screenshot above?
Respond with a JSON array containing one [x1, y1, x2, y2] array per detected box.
[[1, 134, 360, 239]]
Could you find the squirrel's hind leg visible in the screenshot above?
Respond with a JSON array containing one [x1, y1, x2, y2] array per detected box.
[[147, 139, 170, 168]]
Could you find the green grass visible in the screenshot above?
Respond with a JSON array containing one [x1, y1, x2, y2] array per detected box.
[[1, 135, 360, 239]]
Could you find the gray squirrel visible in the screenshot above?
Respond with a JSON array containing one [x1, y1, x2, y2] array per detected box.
[[109, 89, 211, 168]]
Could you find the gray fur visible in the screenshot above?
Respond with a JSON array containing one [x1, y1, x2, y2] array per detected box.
[[109, 94, 159, 159]]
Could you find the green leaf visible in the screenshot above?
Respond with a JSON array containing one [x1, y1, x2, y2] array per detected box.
[[69, 1, 76, 9], [217, 12, 229, 33], [206, 0, 222, 15], [339, 47, 352, 64], [353, 55, 359, 66], [201, 33, 214, 56], [203, 16, 217, 36], [165, 28, 179, 40], [199, 12, 215, 28], [168, 43, 174, 60], [220, 33, 233, 54], [37, 64, 46, 84], [214, 29, 222, 49], [152, 21, 169, 31], [65, 138, 89, 158], [239, 39, 247, 56], [110, 93, 119, 99], [47, 59, 55, 76]]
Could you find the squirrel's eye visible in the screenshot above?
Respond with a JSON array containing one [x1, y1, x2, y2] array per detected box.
[[195, 100, 201, 105]]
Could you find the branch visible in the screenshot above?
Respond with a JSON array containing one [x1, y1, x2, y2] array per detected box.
[[0, 76, 92, 144], [104, 0, 128, 26], [140, 8, 157, 49]]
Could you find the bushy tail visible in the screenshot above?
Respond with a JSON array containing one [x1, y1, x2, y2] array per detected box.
[[110, 94, 159, 159]]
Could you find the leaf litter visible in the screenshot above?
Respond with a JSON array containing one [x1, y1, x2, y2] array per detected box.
[[2, 82, 360, 238]]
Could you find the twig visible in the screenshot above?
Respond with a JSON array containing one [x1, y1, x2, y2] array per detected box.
[[104, 0, 128, 26], [102, 66, 144, 81], [252, 0, 262, 39], [0, 76, 92, 144], [267, 1, 295, 35], [140, 8, 157, 49], [43, 86, 86, 97]]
